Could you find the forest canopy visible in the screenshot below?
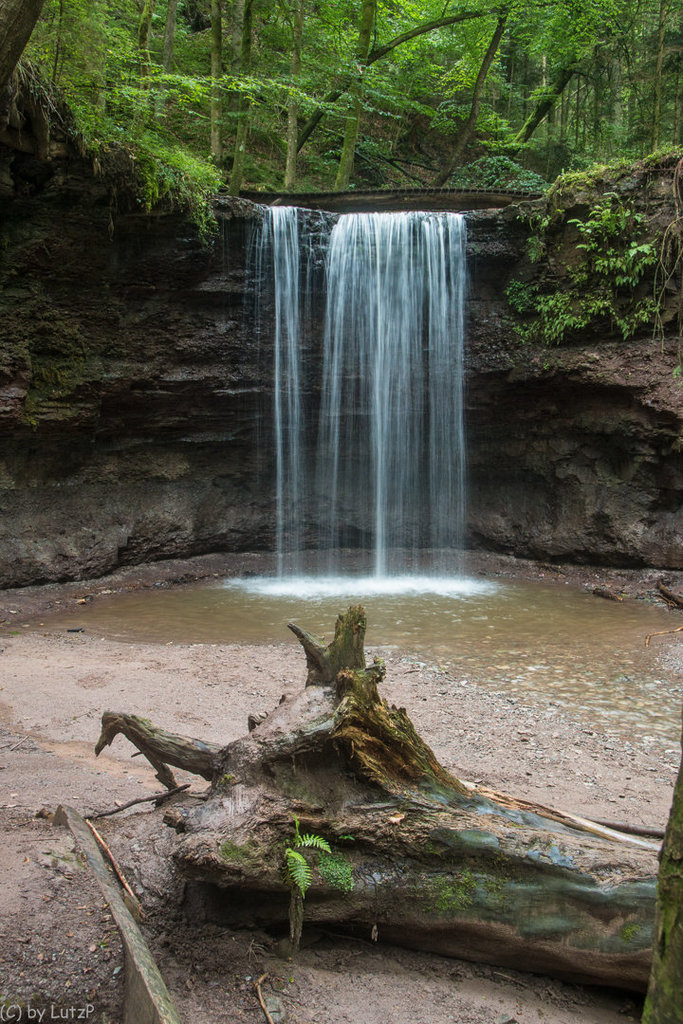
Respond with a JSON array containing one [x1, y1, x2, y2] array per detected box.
[[10, 0, 683, 204]]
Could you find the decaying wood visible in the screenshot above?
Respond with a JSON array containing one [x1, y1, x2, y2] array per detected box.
[[591, 818, 665, 841], [95, 711, 221, 788], [656, 580, 683, 609], [55, 805, 183, 1024], [592, 586, 623, 601], [97, 605, 659, 992]]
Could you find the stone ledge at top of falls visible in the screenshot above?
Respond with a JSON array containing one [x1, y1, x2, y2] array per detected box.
[[237, 186, 543, 214]]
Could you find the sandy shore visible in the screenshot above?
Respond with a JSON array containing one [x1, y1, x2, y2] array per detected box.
[[1, 553, 682, 1024]]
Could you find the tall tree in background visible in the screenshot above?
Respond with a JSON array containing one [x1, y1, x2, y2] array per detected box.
[[334, 0, 376, 190], [210, 0, 223, 160], [229, 0, 253, 193], [163, 0, 178, 72], [283, 0, 304, 189], [434, 13, 508, 185], [138, 0, 156, 79]]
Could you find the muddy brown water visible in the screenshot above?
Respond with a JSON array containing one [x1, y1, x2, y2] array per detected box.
[[30, 571, 683, 745]]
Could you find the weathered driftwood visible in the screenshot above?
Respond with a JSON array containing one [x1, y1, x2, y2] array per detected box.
[[95, 711, 221, 788], [95, 605, 658, 991]]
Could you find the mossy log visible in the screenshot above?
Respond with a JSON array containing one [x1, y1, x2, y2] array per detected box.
[[96, 605, 658, 990]]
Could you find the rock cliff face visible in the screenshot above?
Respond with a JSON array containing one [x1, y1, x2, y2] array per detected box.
[[0, 147, 681, 587], [465, 159, 682, 568]]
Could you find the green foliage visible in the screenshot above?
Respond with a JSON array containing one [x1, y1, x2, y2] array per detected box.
[[568, 194, 657, 288], [284, 849, 313, 897], [283, 817, 332, 898], [15, 0, 683, 195], [509, 192, 660, 345], [428, 871, 477, 913], [318, 851, 354, 893], [448, 156, 548, 192], [23, 0, 221, 230], [505, 279, 538, 314]]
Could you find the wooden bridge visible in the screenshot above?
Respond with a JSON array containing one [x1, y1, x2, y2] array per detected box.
[[238, 186, 543, 213]]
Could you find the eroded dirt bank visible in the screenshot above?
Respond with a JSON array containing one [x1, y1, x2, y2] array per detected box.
[[1, 553, 682, 1024]]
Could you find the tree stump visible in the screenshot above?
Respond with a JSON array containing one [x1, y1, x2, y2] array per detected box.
[[95, 605, 659, 990]]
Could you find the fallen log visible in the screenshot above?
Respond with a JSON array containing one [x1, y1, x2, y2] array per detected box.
[[96, 605, 658, 991]]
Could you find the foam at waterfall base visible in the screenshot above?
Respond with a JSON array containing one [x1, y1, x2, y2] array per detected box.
[[223, 575, 497, 600]]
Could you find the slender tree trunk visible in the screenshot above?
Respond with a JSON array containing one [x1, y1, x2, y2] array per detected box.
[[163, 0, 178, 71], [231, 0, 246, 65], [574, 78, 581, 150], [51, 0, 64, 84], [642, 709, 683, 1022], [284, 0, 304, 189], [138, 0, 156, 76], [433, 15, 507, 187], [210, 0, 223, 161], [153, 0, 178, 117], [651, 0, 668, 151], [228, 0, 253, 194], [334, 0, 375, 190]]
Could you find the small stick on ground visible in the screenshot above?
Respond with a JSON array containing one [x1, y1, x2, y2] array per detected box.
[[86, 784, 191, 820], [85, 818, 144, 919], [254, 973, 276, 1024], [591, 818, 665, 840], [645, 625, 683, 647]]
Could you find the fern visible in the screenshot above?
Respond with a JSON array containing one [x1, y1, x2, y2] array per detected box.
[[296, 832, 332, 852], [283, 817, 331, 898], [284, 849, 313, 897]]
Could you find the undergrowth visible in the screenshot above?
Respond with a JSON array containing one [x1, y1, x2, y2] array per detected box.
[[508, 191, 659, 345]]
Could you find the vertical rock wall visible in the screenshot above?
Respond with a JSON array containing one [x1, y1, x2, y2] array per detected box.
[[0, 149, 681, 586]]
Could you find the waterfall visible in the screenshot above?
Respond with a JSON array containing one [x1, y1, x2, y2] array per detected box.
[[253, 207, 468, 578]]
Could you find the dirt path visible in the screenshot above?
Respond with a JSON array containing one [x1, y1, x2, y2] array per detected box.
[[1, 554, 681, 1024]]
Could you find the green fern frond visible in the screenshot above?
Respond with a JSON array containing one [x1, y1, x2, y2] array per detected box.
[[297, 833, 332, 853], [285, 848, 312, 897]]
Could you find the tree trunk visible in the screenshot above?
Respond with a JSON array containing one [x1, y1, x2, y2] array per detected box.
[[642, 710, 683, 1021], [96, 605, 659, 989], [210, 0, 223, 162], [228, 0, 253, 193], [283, 0, 304, 189], [0, 0, 45, 126], [138, 0, 156, 79], [162, 0, 178, 71], [512, 62, 578, 150], [651, 0, 668, 152], [334, 0, 376, 190], [0, 0, 45, 90], [433, 15, 507, 187]]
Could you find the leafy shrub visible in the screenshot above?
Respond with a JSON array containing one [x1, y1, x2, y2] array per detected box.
[[449, 156, 548, 192]]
